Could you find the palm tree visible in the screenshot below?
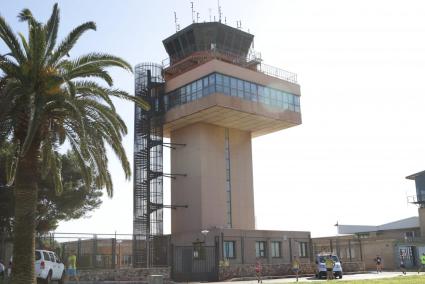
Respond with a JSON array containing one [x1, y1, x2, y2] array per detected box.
[[0, 4, 149, 282]]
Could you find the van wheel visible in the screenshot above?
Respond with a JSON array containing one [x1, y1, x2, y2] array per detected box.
[[44, 271, 52, 284]]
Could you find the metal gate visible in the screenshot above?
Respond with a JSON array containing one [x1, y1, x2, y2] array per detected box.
[[172, 245, 219, 282]]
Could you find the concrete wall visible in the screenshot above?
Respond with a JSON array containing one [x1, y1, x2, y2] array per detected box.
[[218, 261, 365, 280], [77, 267, 170, 281], [170, 123, 255, 233]]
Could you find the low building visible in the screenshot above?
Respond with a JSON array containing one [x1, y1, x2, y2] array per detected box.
[[313, 217, 424, 270]]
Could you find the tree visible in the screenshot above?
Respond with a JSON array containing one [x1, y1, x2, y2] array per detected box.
[[0, 4, 148, 282], [0, 144, 103, 235]]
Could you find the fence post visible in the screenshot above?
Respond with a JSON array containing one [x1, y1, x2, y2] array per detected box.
[[92, 234, 97, 269], [112, 237, 116, 269], [77, 238, 81, 268]]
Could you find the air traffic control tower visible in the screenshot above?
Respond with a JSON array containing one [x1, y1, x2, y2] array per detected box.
[[133, 21, 302, 267]]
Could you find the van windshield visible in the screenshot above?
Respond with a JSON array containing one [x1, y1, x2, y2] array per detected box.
[[319, 255, 339, 263], [35, 251, 41, 261]]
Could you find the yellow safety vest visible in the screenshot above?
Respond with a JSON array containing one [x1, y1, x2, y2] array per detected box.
[[421, 255, 425, 265], [325, 258, 334, 269]]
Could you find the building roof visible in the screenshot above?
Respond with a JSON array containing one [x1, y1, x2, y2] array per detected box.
[[337, 216, 419, 234], [162, 22, 254, 62], [406, 170, 425, 180]]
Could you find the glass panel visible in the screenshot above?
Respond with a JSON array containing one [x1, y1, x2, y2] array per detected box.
[[223, 75, 230, 87], [250, 83, 257, 95], [237, 79, 244, 91], [216, 73, 223, 85], [196, 80, 202, 91], [231, 88, 237, 97], [209, 73, 215, 85], [258, 86, 264, 96], [244, 81, 250, 93], [231, 78, 237, 89]]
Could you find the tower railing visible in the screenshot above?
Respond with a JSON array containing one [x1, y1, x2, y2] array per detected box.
[[161, 46, 297, 84]]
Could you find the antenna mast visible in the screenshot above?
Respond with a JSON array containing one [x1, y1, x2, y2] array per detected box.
[[191, 2, 195, 23], [217, 0, 222, 23], [174, 12, 180, 32]]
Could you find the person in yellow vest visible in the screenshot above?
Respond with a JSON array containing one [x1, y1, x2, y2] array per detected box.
[[292, 256, 301, 282], [418, 253, 425, 274], [325, 255, 335, 280], [66, 250, 79, 283]]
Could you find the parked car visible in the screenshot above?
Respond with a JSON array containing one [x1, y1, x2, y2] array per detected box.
[[315, 254, 343, 279], [9, 249, 65, 283]]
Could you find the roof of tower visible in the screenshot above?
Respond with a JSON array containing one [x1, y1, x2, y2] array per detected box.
[[162, 22, 254, 62]]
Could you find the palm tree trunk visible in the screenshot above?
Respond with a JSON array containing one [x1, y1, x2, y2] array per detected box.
[[11, 144, 39, 284]]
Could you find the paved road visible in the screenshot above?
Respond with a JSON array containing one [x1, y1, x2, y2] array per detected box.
[[213, 271, 424, 283]]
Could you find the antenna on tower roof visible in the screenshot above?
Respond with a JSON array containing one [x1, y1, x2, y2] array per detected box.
[[217, 0, 222, 23], [191, 2, 195, 23], [209, 8, 212, 22], [196, 12, 200, 23], [224, 17, 227, 24], [236, 20, 241, 29], [174, 12, 180, 32]]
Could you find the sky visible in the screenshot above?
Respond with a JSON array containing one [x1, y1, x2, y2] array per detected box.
[[1, 0, 425, 238]]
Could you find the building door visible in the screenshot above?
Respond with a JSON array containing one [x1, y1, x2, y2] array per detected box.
[[172, 245, 218, 282], [399, 246, 416, 268]]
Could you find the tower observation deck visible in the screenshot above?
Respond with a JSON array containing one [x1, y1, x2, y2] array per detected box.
[[133, 21, 302, 266]]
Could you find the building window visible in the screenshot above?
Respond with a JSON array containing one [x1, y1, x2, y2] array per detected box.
[[224, 128, 232, 228], [357, 233, 369, 239], [345, 247, 355, 259], [122, 255, 132, 265], [256, 241, 267, 258], [165, 73, 300, 113], [271, 241, 281, 258], [224, 241, 236, 259], [298, 242, 308, 258], [404, 231, 415, 240]]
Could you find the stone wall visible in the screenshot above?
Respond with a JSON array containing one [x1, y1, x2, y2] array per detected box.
[[218, 261, 365, 280], [77, 267, 170, 281]]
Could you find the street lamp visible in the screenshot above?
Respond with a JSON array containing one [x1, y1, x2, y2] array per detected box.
[[201, 230, 209, 244]]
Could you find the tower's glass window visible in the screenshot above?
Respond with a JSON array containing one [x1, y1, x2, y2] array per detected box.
[[165, 72, 300, 113]]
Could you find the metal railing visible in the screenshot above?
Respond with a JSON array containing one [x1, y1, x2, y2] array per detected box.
[[407, 195, 425, 207], [257, 63, 298, 84], [162, 46, 298, 84]]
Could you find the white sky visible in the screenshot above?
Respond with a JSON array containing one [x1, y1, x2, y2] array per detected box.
[[3, 0, 425, 238]]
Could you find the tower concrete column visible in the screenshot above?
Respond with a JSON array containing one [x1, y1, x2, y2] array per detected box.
[[170, 123, 255, 234]]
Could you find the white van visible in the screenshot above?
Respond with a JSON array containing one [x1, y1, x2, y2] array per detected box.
[[10, 249, 65, 283], [315, 254, 343, 279]]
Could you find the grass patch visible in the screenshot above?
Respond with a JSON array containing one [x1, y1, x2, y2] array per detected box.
[[294, 275, 425, 283]]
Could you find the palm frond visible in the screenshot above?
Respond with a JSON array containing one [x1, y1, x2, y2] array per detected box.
[[0, 15, 26, 63], [49, 21, 96, 65], [44, 3, 60, 59]]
